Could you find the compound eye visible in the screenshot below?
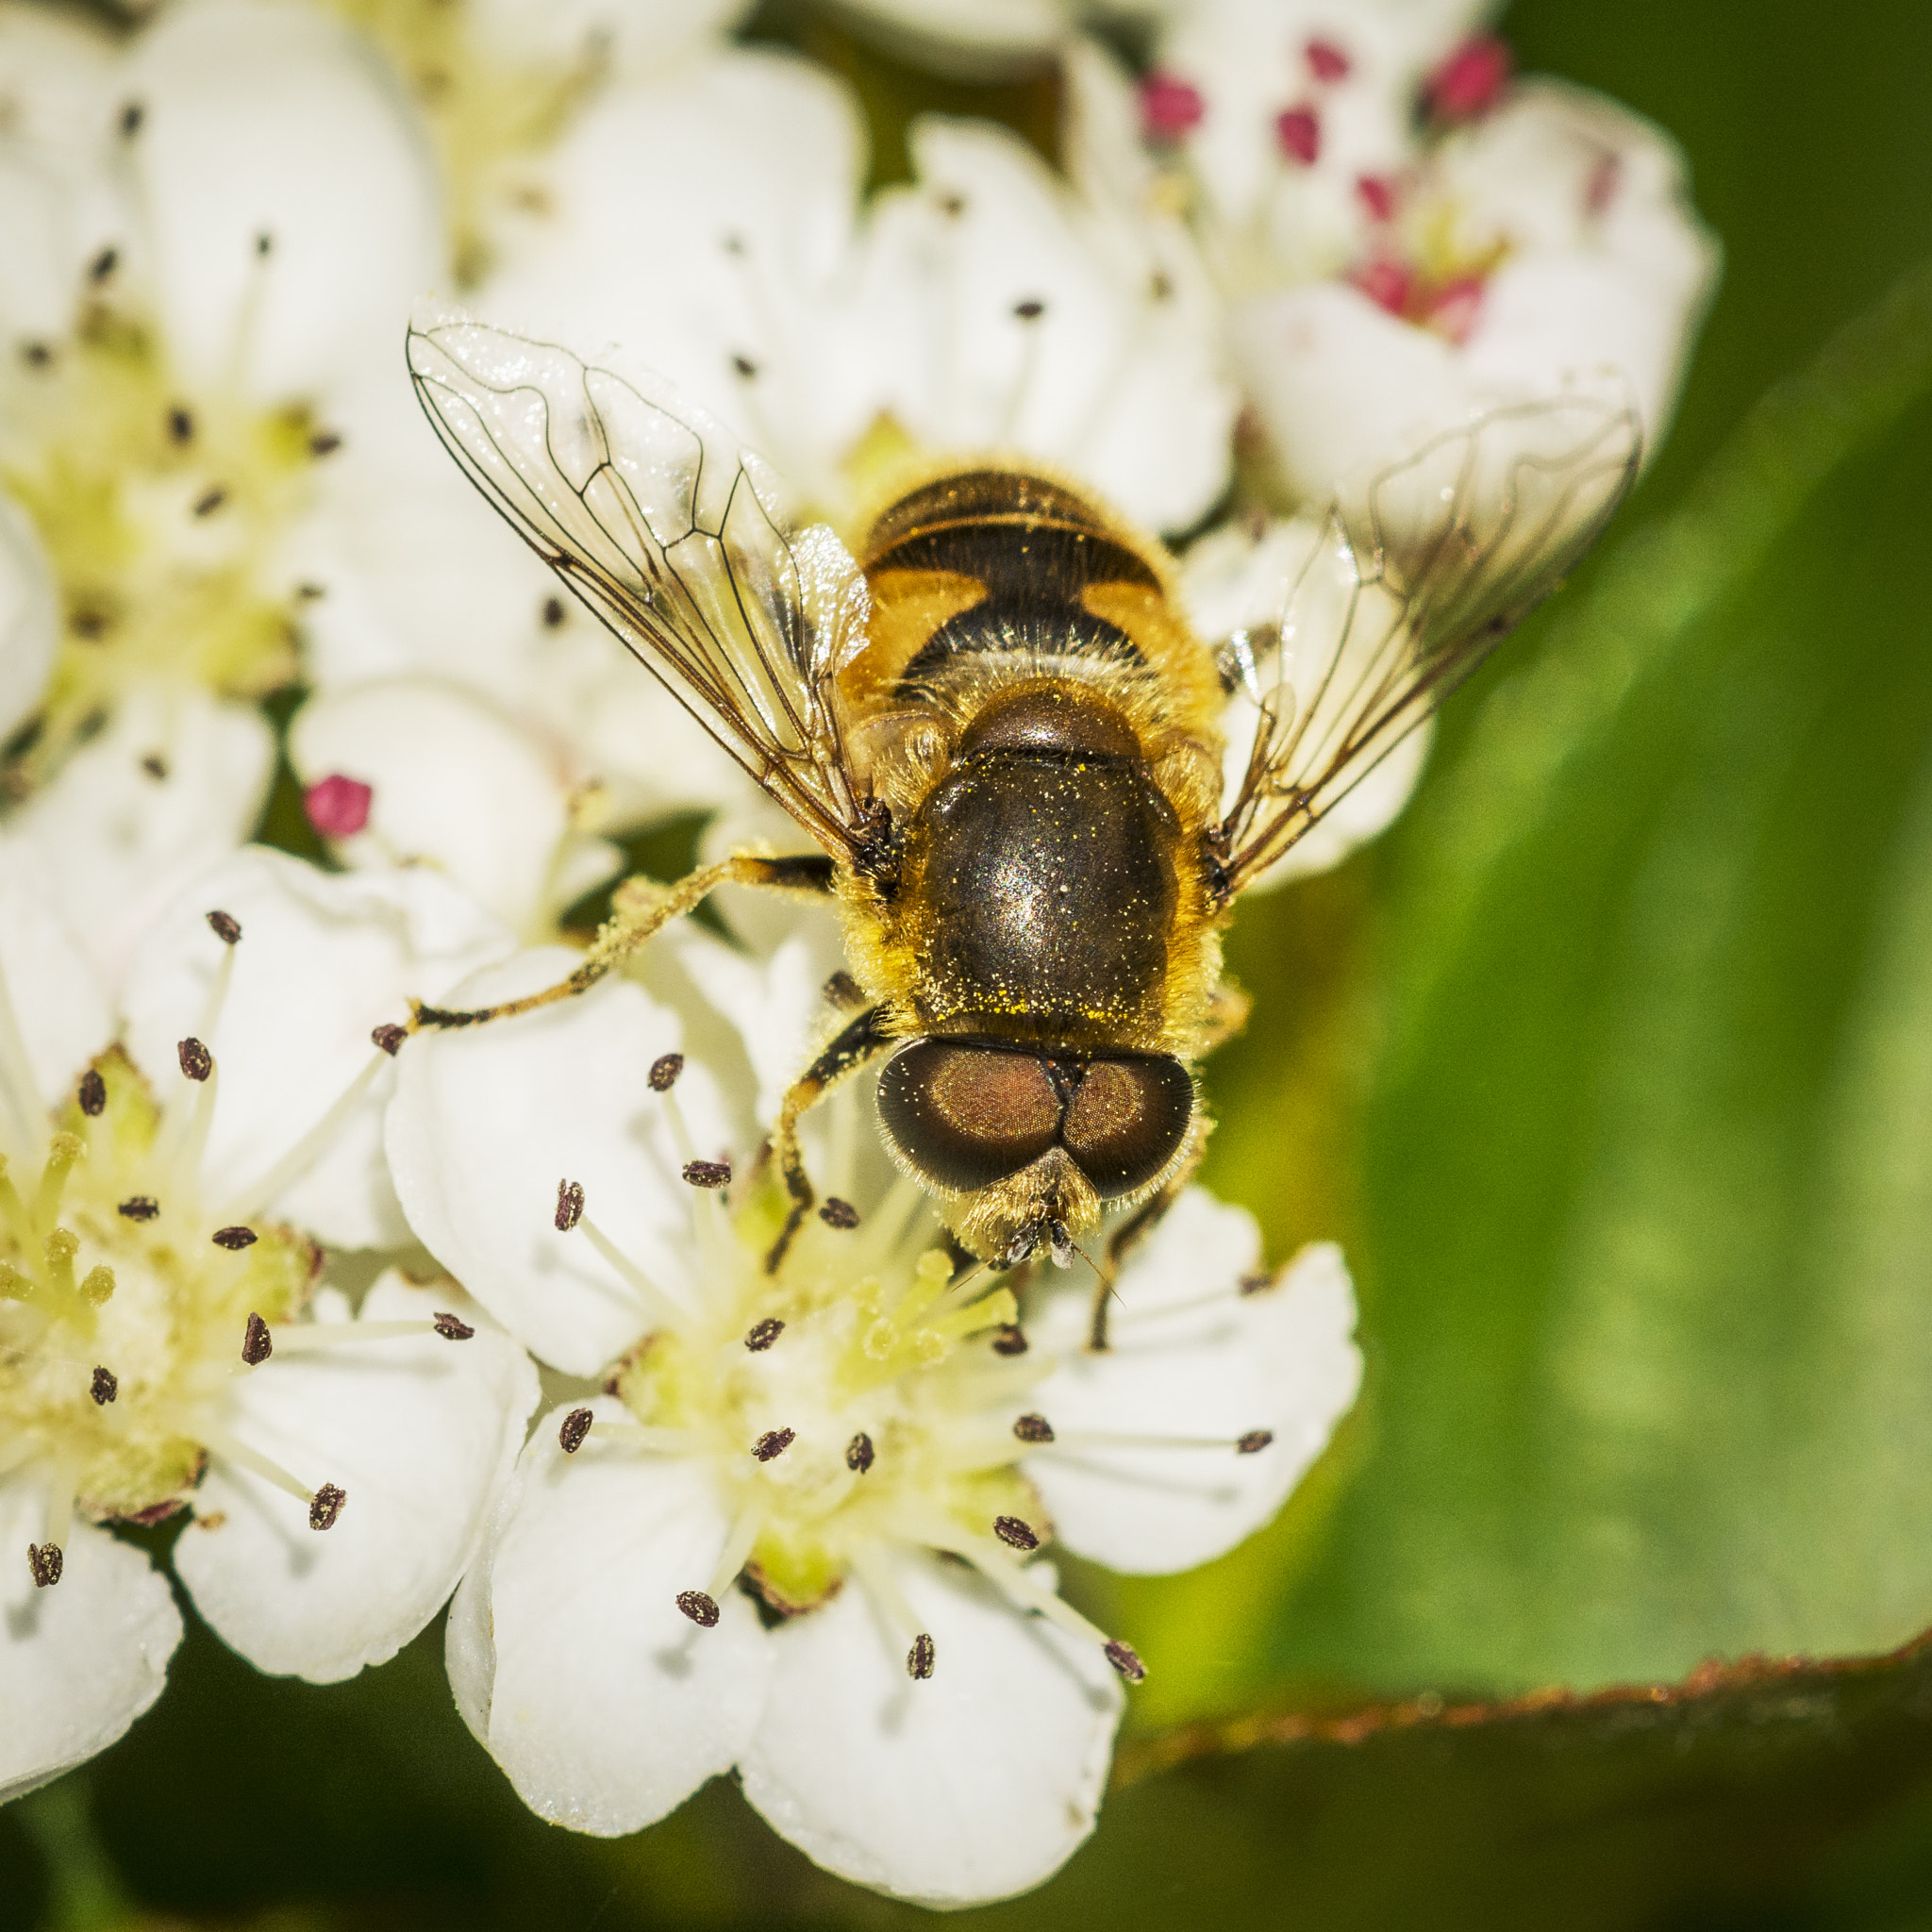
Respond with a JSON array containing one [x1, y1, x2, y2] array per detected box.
[[1060, 1056, 1194, 1196], [876, 1041, 1062, 1192]]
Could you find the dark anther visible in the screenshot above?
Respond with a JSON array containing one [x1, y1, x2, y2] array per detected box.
[[192, 486, 227, 518], [308, 1484, 346, 1531], [177, 1037, 212, 1081], [308, 431, 341, 458], [682, 1159, 731, 1190], [27, 1542, 62, 1589], [167, 405, 193, 443], [91, 1366, 118, 1405], [295, 581, 326, 601], [69, 607, 108, 640], [206, 908, 242, 945], [255, 231, 273, 257], [1150, 270, 1174, 301], [141, 754, 168, 780], [1238, 1270, 1272, 1296], [371, 1023, 407, 1057], [558, 1407, 593, 1454], [907, 1632, 936, 1680], [120, 99, 144, 136], [731, 353, 758, 379], [1237, 1429, 1274, 1455], [1105, 1640, 1147, 1683], [212, 1225, 258, 1251], [555, 1179, 585, 1232], [89, 246, 118, 284], [744, 1318, 784, 1352], [676, 1589, 721, 1627], [77, 1069, 107, 1116], [938, 192, 966, 217], [1012, 1413, 1055, 1444], [993, 1515, 1040, 1552], [754, 1427, 795, 1462], [541, 595, 565, 628], [818, 1197, 859, 1230], [845, 1431, 874, 1474], [991, 1324, 1029, 1357], [118, 1196, 158, 1222], [647, 1053, 684, 1092], [242, 1312, 273, 1364], [21, 341, 52, 370], [1013, 297, 1045, 321], [433, 1312, 475, 1341]]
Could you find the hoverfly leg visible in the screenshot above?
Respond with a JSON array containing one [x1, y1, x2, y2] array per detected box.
[[1197, 979, 1253, 1055], [763, 1003, 897, 1274], [1085, 1128, 1209, 1353], [409, 849, 839, 1033]]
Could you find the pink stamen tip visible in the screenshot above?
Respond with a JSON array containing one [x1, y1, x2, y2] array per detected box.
[[1426, 274, 1487, 344], [1139, 70, 1205, 142], [304, 773, 373, 839], [1304, 37, 1350, 83], [1354, 256, 1413, 318], [1356, 173, 1396, 223], [1274, 106, 1321, 167], [1427, 35, 1513, 122]]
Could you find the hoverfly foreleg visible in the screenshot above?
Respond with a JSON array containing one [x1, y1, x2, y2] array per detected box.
[[764, 1003, 897, 1274], [409, 849, 839, 1033], [1087, 1124, 1208, 1353]]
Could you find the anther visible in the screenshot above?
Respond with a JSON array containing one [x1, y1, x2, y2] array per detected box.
[[119, 100, 144, 136], [371, 1024, 407, 1057], [242, 1312, 273, 1365], [1305, 36, 1350, 81], [212, 1225, 257, 1250], [305, 774, 373, 838], [1013, 298, 1045, 322], [91, 1366, 118, 1405], [77, 1069, 106, 1116], [167, 405, 193, 443], [993, 1515, 1040, 1552], [744, 1318, 784, 1352], [818, 1197, 859, 1230], [676, 1589, 720, 1627], [754, 1428, 795, 1463], [1012, 1413, 1055, 1444], [89, 246, 118, 284], [206, 909, 242, 945], [541, 596, 565, 628], [845, 1432, 874, 1474], [192, 486, 228, 519], [27, 1543, 62, 1589], [141, 753, 168, 779], [21, 341, 51, 369], [731, 353, 758, 379], [907, 1633, 936, 1680], [80, 1267, 114, 1306], [308, 431, 341, 458], [177, 1038, 212, 1082], [1104, 1640, 1146, 1684], [118, 1196, 158, 1222], [555, 1179, 585, 1232], [648, 1053, 684, 1091], [1237, 1429, 1274, 1455], [683, 1159, 730, 1190], [1275, 106, 1321, 166], [1239, 1270, 1272, 1296], [308, 1484, 346, 1531], [255, 231, 273, 257], [558, 1407, 592, 1454], [991, 1324, 1029, 1357], [432, 1312, 475, 1341]]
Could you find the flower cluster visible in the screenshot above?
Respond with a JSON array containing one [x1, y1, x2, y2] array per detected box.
[[0, 0, 1714, 1905]]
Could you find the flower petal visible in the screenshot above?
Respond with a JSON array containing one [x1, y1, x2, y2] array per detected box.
[[3, 685, 274, 992], [1024, 1193, 1362, 1574], [118, 847, 513, 1249], [469, 1400, 771, 1836], [0, 843, 111, 1128], [0, 491, 56, 748], [387, 951, 735, 1374], [173, 1275, 538, 1684], [0, 1474, 182, 1803], [741, 1547, 1121, 1906]]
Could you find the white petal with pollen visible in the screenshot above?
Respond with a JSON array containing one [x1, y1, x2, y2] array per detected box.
[[474, 1402, 770, 1835], [0, 1475, 182, 1803], [387, 953, 734, 1374], [174, 1278, 538, 1683], [1024, 1193, 1361, 1574], [741, 1547, 1120, 1907]]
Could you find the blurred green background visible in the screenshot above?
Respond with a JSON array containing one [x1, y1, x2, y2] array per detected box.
[[11, 0, 1932, 1924]]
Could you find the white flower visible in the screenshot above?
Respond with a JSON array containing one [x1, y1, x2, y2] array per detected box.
[[386, 947, 1359, 1903], [0, 846, 537, 1801], [476, 47, 1236, 537]]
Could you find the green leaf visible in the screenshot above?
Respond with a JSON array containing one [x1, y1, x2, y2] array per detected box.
[[1247, 260, 1932, 1696]]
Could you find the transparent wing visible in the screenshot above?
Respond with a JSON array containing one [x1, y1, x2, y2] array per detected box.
[[1215, 390, 1641, 891], [407, 307, 875, 858]]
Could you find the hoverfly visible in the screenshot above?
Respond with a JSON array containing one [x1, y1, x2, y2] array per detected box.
[[405, 307, 1638, 1336]]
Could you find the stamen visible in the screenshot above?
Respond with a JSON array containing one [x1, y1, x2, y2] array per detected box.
[[211, 1225, 257, 1250], [118, 1196, 158, 1222], [1104, 1641, 1147, 1683], [248, 1318, 473, 1355], [34, 1131, 84, 1231], [1041, 1427, 1274, 1455], [200, 1419, 325, 1512], [993, 1515, 1041, 1552], [371, 1024, 408, 1057], [575, 1214, 691, 1329], [77, 1070, 106, 1117], [555, 1178, 584, 1230], [226, 1049, 391, 1221], [992, 1324, 1029, 1356], [818, 1197, 859, 1230], [26, 1543, 62, 1589], [675, 1589, 720, 1627], [907, 1633, 936, 1680], [79, 1267, 114, 1306], [753, 1428, 795, 1463], [558, 1407, 592, 1453], [433, 1312, 475, 1341], [706, 1501, 769, 1601], [205, 909, 242, 945], [581, 1419, 688, 1452], [91, 1366, 117, 1405], [744, 1318, 784, 1352], [648, 1053, 684, 1091], [177, 1038, 213, 1082], [1012, 1413, 1054, 1443], [681, 1159, 731, 1190], [845, 1432, 874, 1474], [309, 1484, 346, 1531], [241, 1312, 272, 1364]]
